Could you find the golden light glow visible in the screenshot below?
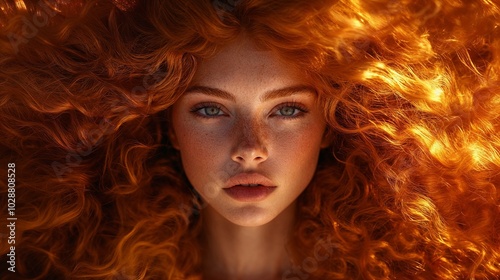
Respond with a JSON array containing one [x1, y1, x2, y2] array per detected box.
[[429, 140, 445, 158], [430, 87, 444, 102], [350, 18, 363, 28], [379, 123, 396, 137], [362, 69, 377, 80], [468, 142, 485, 165], [375, 62, 386, 69], [410, 125, 453, 162], [15, 0, 26, 11], [410, 125, 434, 147]]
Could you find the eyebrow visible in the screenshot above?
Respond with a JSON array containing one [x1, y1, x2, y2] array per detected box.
[[184, 85, 317, 102]]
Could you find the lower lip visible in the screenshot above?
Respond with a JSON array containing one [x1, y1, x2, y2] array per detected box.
[[223, 185, 276, 202]]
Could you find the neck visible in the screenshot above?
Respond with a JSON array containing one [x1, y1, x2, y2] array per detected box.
[[200, 201, 297, 280]]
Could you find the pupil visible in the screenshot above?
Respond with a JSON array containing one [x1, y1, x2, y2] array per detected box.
[[206, 107, 219, 115], [281, 107, 294, 116]]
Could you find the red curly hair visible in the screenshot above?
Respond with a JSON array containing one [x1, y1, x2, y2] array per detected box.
[[1, 0, 499, 279]]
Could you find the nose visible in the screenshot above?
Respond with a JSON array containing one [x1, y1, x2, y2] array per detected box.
[[231, 118, 269, 165]]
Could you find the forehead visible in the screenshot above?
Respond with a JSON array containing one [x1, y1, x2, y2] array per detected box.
[[191, 36, 306, 88]]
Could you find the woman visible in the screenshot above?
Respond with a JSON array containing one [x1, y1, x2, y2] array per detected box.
[[0, 0, 499, 279]]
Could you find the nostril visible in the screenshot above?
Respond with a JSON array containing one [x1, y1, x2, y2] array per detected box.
[[232, 152, 267, 164]]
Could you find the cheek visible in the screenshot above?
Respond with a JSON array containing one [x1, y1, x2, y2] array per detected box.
[[177, 130, 217, 163], [274, 120, 325, 155], [173, 117, 230, 181], [179, 124, 231, 155], [272, 121, 325, 179]]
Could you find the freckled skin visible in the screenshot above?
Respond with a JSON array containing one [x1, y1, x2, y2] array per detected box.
[[169, 36, 329, 227]]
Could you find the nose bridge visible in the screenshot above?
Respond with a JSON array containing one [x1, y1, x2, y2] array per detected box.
[[232, 115, 268, 163], [240, 115, 265, 145]]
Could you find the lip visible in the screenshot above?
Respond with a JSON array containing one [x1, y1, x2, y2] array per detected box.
[[223, 172, 277, 202], [224, 172, 276, 188]]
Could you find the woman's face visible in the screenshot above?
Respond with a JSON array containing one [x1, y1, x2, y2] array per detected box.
[[170, 36, 329, 227]]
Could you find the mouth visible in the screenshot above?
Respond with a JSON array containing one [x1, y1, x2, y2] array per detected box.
[[224, 172, 276, 189], [223, 185, 276, 202], [234, 183, 265, 187], [223, 173, 277, 201]]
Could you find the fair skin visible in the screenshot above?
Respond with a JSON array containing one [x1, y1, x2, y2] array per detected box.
[[169, 35, 329, 279]]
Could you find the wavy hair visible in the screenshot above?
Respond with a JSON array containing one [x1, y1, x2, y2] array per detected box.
[[1, 0, 499, 279]]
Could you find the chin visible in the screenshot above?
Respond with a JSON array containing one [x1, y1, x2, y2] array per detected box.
[[223, 205, 279, 227]]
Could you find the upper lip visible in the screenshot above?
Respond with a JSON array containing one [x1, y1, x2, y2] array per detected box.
[[224, 172, 276, 188]]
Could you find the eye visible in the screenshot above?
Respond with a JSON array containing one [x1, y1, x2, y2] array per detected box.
[[274, 102, 308, 119], [190, 102, 226, 119], [202, 106, 222, 116], [278, 107, 297, 116]]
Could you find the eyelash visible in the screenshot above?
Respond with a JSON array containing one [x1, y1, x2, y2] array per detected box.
[[190, 102, 309, 119], [275, 102, 309, 119], [190, 102, 225, 119]]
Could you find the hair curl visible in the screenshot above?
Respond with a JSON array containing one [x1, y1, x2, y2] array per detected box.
[[1, 0, 499, 279]]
